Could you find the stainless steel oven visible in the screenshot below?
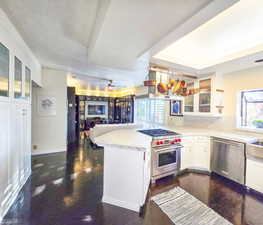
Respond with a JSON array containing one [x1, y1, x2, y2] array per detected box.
[[137, 129, 182, 184], [151, 143, 182, 183]]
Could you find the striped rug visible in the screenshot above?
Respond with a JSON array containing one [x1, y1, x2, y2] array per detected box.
[[152, 187, 232, 225]]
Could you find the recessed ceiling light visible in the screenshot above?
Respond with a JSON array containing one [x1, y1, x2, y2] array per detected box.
[[154, 0, 263, 70]]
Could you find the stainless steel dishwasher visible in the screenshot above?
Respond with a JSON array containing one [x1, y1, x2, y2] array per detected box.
[[211, 137, 245, 185]]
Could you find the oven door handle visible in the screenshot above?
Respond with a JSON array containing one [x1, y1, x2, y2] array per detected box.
[[154, 146, 182, 153]]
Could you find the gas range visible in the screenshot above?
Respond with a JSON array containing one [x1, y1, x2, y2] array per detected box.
[[138, 129, 182, 183], [138, 129, 179, 137], [138, 129, 182, 148]]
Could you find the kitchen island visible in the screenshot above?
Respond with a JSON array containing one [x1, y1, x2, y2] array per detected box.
[[94, 125, 260, 212], [95, 129, 152, 212]]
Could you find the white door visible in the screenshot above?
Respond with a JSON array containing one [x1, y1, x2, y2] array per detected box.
[[14, 103, 24, 183], [192, 137, 210, 170], [181, 145, 192, 170], [20, 103, 31, 180], [0, 101, 10, 204], [24, 103, 31, 175], [181, 137, 194, 170], [9, 104, 21, 191]]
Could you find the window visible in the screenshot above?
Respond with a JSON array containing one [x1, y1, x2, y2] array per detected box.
[[0, 42, 9, 97], [136, 98, 165, 124], [240, 90, 263, 129]]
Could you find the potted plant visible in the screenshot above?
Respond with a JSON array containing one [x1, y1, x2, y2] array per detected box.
[[252, 120, 263, 128]]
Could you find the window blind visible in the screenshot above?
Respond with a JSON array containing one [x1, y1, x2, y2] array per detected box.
[[136, 98, 165, 124]]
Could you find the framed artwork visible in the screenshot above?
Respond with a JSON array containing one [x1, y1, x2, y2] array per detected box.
[[38, 95, 56, 116], [170, 100, 183, 116]]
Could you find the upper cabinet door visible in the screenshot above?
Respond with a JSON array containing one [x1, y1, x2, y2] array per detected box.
[[14, 57, 22, 99], [25, 66, 31, 100], [199, 78, 211, 113], [0, 42, 10, 98], [184, 82, 194, 112]]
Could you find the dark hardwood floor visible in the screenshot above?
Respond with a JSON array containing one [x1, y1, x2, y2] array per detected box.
[[3, 137, 263, 225]]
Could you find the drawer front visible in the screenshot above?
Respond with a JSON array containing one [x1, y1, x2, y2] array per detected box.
[[247, 145, 263, 160]]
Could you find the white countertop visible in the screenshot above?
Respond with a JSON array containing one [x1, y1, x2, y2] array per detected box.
[[94, 128, 152, 151], [94, 124, 261, 150], [168, 127, 259, 143]]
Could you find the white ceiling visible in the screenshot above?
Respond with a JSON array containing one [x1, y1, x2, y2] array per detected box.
[[154, 0, 263, 71], [88, 0, 211, 69], [0, 0, 238, 87]]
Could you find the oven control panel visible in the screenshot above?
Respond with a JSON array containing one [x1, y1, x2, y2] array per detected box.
[[152, 136, 181, 148]]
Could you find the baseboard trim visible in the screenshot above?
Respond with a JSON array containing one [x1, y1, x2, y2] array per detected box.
[[31, 148, 66, 155], [187, 167, 211, 175], [102, 196, 140, 213], [177, 168, 211, 177]]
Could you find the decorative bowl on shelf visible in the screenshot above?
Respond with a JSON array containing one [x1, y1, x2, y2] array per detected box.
[[252, 120, 263, 128]]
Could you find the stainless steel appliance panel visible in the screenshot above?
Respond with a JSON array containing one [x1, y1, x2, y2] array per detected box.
[[211, 138, 245, 184], [152, 146, 181, 177]]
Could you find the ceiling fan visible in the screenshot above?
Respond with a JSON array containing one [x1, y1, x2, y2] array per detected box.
[[107, 80, 115, 90]]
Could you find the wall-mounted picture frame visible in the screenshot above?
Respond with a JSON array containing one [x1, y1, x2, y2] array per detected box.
[[37, 95, 57, 116], [170, 100, 183, 116]]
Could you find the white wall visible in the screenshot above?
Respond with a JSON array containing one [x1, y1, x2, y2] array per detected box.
[[164, 101, 184, 126], [32, 68, 67, 154], [166, 65, 263, 131], [0, 8, 41, 86]]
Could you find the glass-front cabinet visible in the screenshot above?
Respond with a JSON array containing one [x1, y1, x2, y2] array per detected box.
[[14, 56, 22, 99], [183, 74, 224, 117], [184, 82, 194, 112], [25, 66, 31, 99], [0, 42, 9, 97], [199, 78, 211, 113], [0, 42, 32, 101]]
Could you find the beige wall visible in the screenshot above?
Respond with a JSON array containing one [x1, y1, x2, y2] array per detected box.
[[166, 65, 263, 131], [216, 65, 263, 130], [32, 68, 67, 154]]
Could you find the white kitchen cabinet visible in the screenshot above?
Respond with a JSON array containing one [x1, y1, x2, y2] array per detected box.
[[0, 101, 11, 217], [9, 104, 21, 191], [181, 137, 194, 170], [20, 103, 31, 180], [246, 158, 263, 193], [13, 103, 31, 182], [0, 23, 36, 222], [102, 145, 151, 212], [192, 136, 211, 170], [0, 42, 32, 221], [181, 136, 211, 171], [143, 150, 151, 201], [183, 73, 224, 117], [0, 101, 32, 221]]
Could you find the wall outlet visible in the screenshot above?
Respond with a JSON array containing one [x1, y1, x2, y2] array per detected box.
[[33, 145, 38, 150]]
